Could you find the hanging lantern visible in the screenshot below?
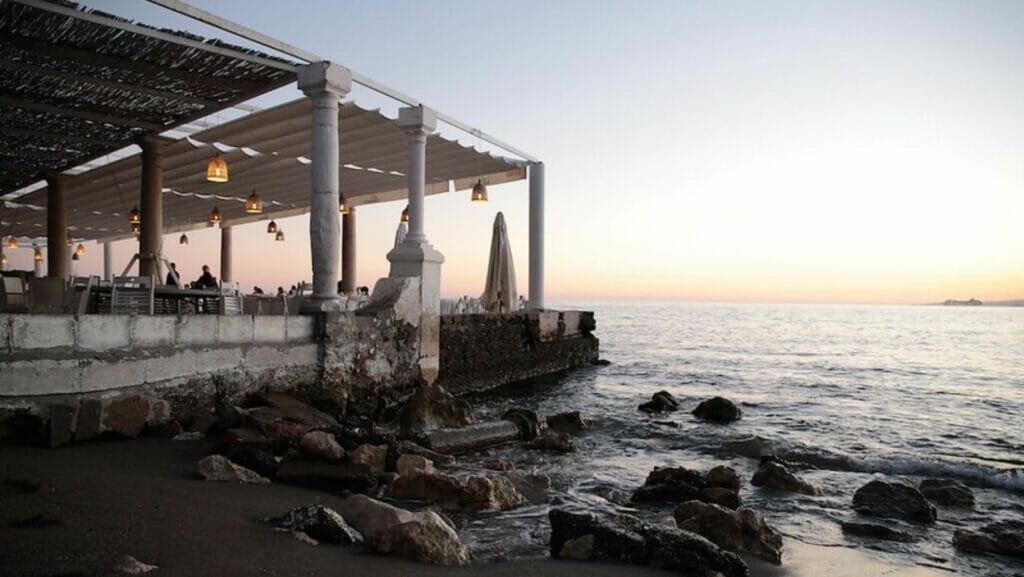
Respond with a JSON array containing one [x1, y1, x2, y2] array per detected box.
[[66, 231, 73, 247], [6, 236, 18, 249], [400, 205, 410, 224], [245, 189, 263, 214], [1, 253, 7, 266], [471, 179, 488, 203], [130, 221, 141, 235], [72, 252, 80, 261], [33, 246, 43, 262], [275, 229, 285, 242], [128, 206, 141, 224], [206, 152, 229, 183], [266, 220, 277, 234], [75, 243, 85, 256], [179, 233, 189, 246], [208, 205, 221, 226], [339, 194, 350, 215]]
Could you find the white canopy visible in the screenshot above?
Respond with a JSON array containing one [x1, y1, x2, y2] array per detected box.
[[480, 211, 517, 313]]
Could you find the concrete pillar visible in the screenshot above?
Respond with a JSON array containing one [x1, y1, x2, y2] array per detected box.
[[220, 226, 233, 284], [138, 134, 169, 279], [341, 207, 356, 294], [103, 242, 113, 281], [528, 162, 545, 310], [297, 61, 351, 311], [45, 173, 69, 279]]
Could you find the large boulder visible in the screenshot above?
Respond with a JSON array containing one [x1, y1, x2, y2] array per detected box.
[[102, 397, 150, 438], [750, 461, 818, 496], [549, 509, 748, 577], [264, 505, 363, 545], [300, 431, 345, 462], [366, 511, 471, 566], [705, 466, 742, 492], [349, 444, 388, 474], [674, 500, 783, 565], [633, 466, 706, 503], [953, 520, 1024, 560], [197, 455, 269, 484], [340, 494, 425, 539], [461, 475, 526, 511], [396, 455, 434, 477], [243, 394, 338, 439], [918, 478, 974, 507], [852, 480, 936, 524], [397, 384, 472, 435], [691, 397, 741, 424], [547, 411, 587, 434], [639, 391, 681, 413], [700, 487, 742, 510], [526, 431, 574, 453], [387, 471, 464, 507], [841, 521, 913, 543]]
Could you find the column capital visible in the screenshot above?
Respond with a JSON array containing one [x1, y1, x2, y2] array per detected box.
[[297, 61, 352, 98], [398, 105, 437, 136]]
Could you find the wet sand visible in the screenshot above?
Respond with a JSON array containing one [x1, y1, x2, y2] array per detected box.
[[0, 439, 948, 577]]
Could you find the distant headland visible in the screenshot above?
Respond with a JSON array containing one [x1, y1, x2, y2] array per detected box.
[[933, 298, 1024, 307]]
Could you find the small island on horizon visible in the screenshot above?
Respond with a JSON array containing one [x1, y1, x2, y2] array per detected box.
[[933, 298, 1024, 307]]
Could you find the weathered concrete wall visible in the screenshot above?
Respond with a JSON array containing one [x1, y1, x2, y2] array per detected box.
[[436, 310, 599, 395]]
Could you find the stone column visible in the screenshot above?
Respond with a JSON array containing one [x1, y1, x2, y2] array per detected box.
[[103, 242, 113, 281], [528, 162, 545, 310], [341, 207, 356, 294], [45, 173, 69, 279], [220, 226, 233, 284], [138, 134, 169, 279], [297, 61, 352, 311]]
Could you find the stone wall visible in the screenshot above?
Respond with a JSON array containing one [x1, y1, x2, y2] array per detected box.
[[436, 310, 599, 395]]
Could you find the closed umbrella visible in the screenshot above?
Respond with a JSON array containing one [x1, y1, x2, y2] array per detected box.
[[480, 212, 517, 312], [393, 221, 408, 248]]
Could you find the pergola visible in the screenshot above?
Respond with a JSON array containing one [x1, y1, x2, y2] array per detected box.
[[0, 0, 546, 309]]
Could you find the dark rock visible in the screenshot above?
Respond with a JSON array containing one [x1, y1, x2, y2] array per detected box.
[[300, 431, 345, 462], [547, 411, 586, 434], [751, 461, 818, 495], [526, 432, 574, 453], [953, 520, 1024, 560], [705, 466, 742, 492], [841, 521, 914, 542], [639, 391, 681, 413], [388, 471, 464, 506], [674, 501, 783, 564], [49, 403, 76, 448], [919, 478, 975, 507], [149, 420, 184, 438], [506, 471, 552, 504], [8, 513, 62, 529], [264, 505, 363, 545], [852, 480, 936, 524], [262, 393, 339, 429], [461, 475, 526, 511], [592, 359, 612, 366], [75, 400, 102, 441], [633, 466, 706, 503], [275, 462, 374, 494], [366, 512, 472, 566], [700, 487, 742, 509], [226, 445, 280, 479], [549, 509, 748, 577], [349, 444, 388, 474], [502, 408, 543, 441], [395, 455, 433, 476], [692, 397, 742, 424], [482, 458, 514, 471], [395, 440, 456, 466], [222, 427, 274, 451], [189, 412, 217, 434], [197, 455, 268, 483], [7, 413, 46, 446], [397, 384, 473, 435], [102, 397, 149, 438]]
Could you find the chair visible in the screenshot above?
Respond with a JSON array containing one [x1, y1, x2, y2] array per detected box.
[[1, 273, 29, 313], [111, 275, 155, 315], [28, 277, 66, 314]]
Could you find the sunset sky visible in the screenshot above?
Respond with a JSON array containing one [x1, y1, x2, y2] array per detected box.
[[7, 0, 1023, 304]]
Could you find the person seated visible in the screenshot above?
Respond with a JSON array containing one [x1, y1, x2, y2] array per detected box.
[[252, 286, 264, 295], [165, 262, 179, 287], [276, 286, 285, 297], [196, 264, 217, 289]]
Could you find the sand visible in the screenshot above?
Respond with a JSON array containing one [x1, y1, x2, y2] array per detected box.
[[0, 438, 948, 577]]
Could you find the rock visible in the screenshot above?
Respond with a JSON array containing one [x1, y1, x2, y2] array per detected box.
[[151, 419, 184, 438], [639, 390, 681, 413], [173, 431, 205, 441], [49, 403, 76, 448], [852, 480, 936, 524], [291, 531, 319, 546], [75, 399, 102, 441], [388, 471, 464, 506], [7, 413, 47, 446], [700, 487, 742, 509], [592, 359, 612, 366], [261, 393, 339, 429], [396, 454, 434, 477], [705, 466, 742, 492], [264, 504, 363, 545], [113, 555, 157, 574], [674, 500, 783, 565], [222, 427, 274, 451], [226, 445, 280, 479], [103, 397, 150, 437], [751, 461, 818, 496], [275, 462, 374, 493], [350, 444, 388, 474], [633, 466, 706, 503], [841, 521, 913, 542], [549, 509, 748, 577], [919, 478, 975, 507], [953, 520, 1024, 560], [482, 458, 514, 471], [502, 409, 543, 440], [397, 383, 473, 435], [367, 511, 472, 566], [506, 471, 552, 503], [461, 475, 526, 511], [300, 431, 345, 462], [197, 455, 269, 484], [692, 397, 742, 424], [395, 440, 456, 466], [547, 411, 586, 434], [341, 494, 423, 539], [189, 412, 217, 434], [559, 534, 595, 560], [526, 432, 574, 453], [208, 406, 244, 436]]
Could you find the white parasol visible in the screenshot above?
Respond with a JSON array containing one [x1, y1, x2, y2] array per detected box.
[[480, 212, 518, 312]]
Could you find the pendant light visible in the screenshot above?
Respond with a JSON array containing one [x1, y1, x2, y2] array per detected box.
[[6, 236, 18, 249], [33, 245, 43, 262], [72, 252, 80, 262], [75, 243, 85, 256], [130, 221, 141, 235], [245, 189, 263, 214], [275, 229, 285, 242], [1, 253, 7, 267], [208, 205, 221, 226], [206, 152, 229, 183], [400, 205, 410, 224], [179, 233, 189, 246], [338, 194, 350, 215], [471, 179, 488, 203], [128, 206, 141, 224], [266, 220, 277, 234]]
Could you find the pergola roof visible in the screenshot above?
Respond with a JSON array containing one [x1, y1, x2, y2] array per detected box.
[[0, 0, 297, 197], [3, 98, 527, 243]]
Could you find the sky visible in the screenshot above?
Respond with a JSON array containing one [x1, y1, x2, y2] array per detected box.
[[6, 0, 1023, 304]]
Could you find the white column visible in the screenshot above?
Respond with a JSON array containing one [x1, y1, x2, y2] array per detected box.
[[220, 226, 233, 284], [103, 242, 113, 281], [297, 61, 351, 311], [528, 162, 545, 310]]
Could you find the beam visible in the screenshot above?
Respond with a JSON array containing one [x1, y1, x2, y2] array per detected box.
[[0, 96, 164, 132]]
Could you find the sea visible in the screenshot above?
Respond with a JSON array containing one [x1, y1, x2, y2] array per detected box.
[[449, 302, 1024, 574]]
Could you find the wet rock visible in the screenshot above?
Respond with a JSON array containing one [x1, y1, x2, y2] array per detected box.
[[919, 478, 975, 507], [633, 466, 706, 503], [341, 494, 422, 539], [197, 455, 269, 483], [482, 458, 515, 471], [751, 461, 818, 496], [275, 462, 374, 493], [639, 390, 680, 413], [222, 427, 274, 451], [103, 397, 150, 438], [388, 471, 464, 506], [300, 431, 345, 462], [366, 511, 472, 566], [841, 521, 913, 542], [226, 445, 280, 479], [49, 403, 75, 448], [502, 409, 543, 441], [114, 555, 157, 574], [397, 384, 473, 435], [953, 520, 1024, 560], [674, 500, 783, 565], [396, 455, 434, 477], [173, 431, 205, 441], [461, 475, 526, 512], [592, 359, 612, 366], [547, 411, 586, 434], [549, 508, 748, 577], [506, 471, 552, 503], [75, 400, 102, 441], [526, 431, 574, 453], [395, 440, 456, 466], [705, 466, 742, 492], [700, 487, 742, 509], [264, 504, 363, 545], [559, 534, 595, 560], [852, 480, 936, 524], [262, 393, 339, 429], [350, 444, 388, 474], [692, 397, 742, 424]]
